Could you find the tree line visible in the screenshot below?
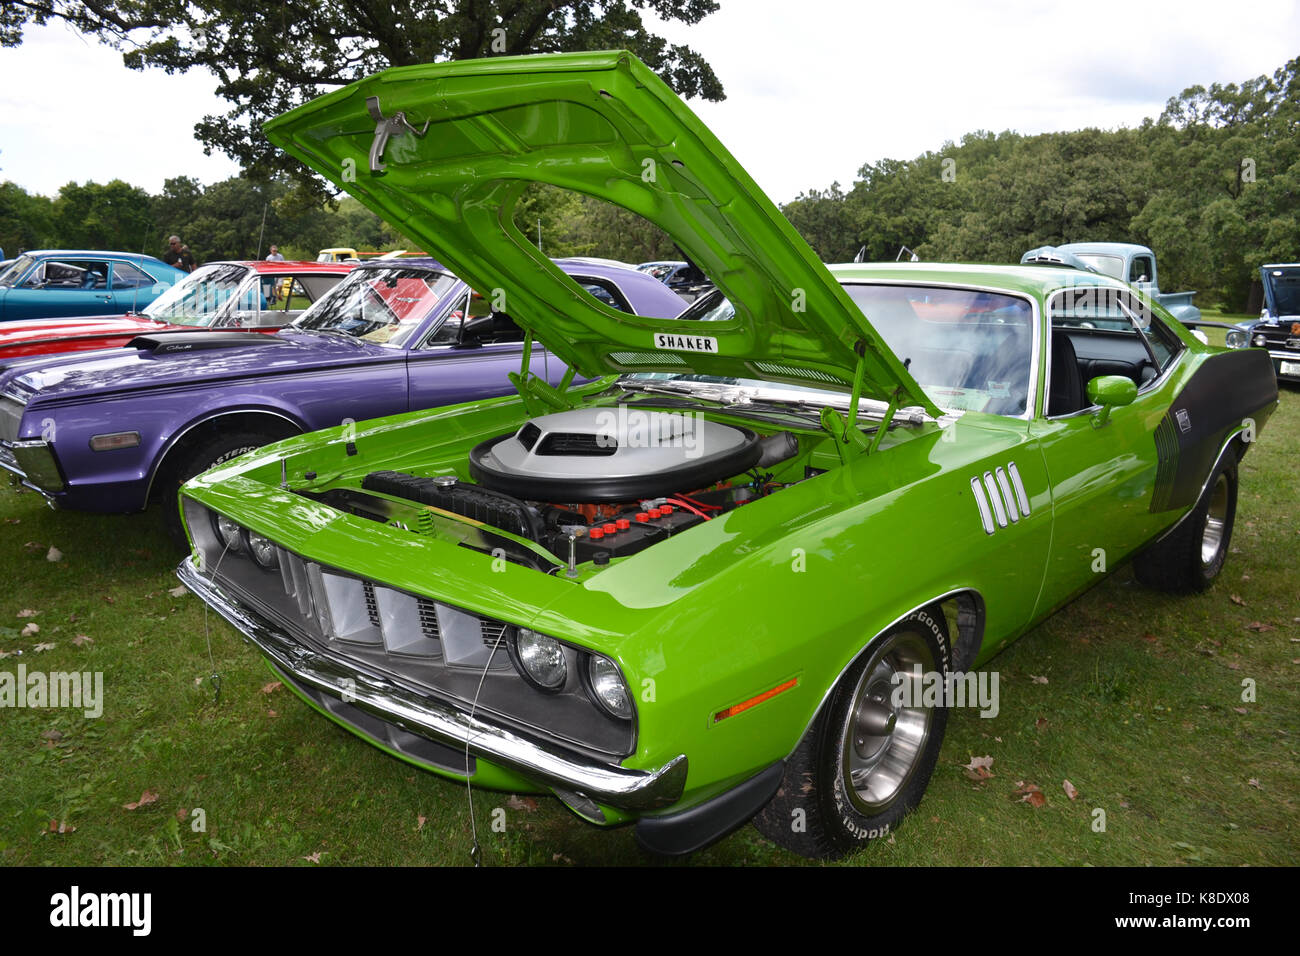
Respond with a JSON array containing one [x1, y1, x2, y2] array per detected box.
[[781, 56, 1300, 311]]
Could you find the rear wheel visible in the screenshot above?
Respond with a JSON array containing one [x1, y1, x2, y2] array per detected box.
[[753, 607, 951, 859], [1135, 455, 1237, 593]]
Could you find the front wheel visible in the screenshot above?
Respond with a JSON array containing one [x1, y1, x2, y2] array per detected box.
[[1134, 455, 1238, 593], [162, 430, 286, 548], [753, 607, 951, 859]]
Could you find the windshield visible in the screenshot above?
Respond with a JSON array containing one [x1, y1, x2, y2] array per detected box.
[[142, 263, 252, 325], [1265, 267, 1300, 317], [0, 255, 36, 288], [633, 285, 1034, 417], [1074, 254, 1124, 280], [292, 267, 459, 346]]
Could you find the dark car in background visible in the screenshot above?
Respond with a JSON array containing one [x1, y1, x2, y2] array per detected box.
[[1227, 263, 1300, 383], [636, 259, 713, 303], [0, 257, 686, 537]]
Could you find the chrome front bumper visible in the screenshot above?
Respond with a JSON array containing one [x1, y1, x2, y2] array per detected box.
[[177, 559, 688, 811], [0, 439, 63, 497]]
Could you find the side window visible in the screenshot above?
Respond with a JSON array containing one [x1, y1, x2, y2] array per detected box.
[[1131, 310, 1184, 373], [39, 260, 109, 289], [428, 289, 473, 345], [111, 261, 155, 289], [1048, 287, 1167, 417], [1129, 256, 1153, 284], [576, 278, 634, 313]]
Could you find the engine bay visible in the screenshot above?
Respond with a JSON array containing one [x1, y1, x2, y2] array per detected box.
[[302, 406, 807, 571]]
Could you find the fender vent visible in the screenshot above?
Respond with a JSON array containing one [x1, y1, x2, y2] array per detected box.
[[971, 462, 1031, 534]]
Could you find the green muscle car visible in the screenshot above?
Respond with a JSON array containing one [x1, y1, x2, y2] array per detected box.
[[177, 52, 1278, 859]]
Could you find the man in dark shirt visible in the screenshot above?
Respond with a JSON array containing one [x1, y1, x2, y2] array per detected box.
[[163, 235, 196, 272]]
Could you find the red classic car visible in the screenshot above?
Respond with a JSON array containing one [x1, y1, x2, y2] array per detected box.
[[0, 260, 354, 361]]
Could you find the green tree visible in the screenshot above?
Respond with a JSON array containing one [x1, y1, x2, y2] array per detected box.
[[50, 179, 156, 251], [3, 2, 724, 200], [0, 181, 56, 254]]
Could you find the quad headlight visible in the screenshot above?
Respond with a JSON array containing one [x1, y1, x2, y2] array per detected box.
[[210, 514, 278, 568], [214, 514, 244, 552], [586, 654, 633, 720], [1225, 329, 1247, 349], [245, 531, 279, 569], [511, 628, 568, 692]]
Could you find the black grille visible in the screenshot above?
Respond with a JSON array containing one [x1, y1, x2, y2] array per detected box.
[[535, 432, 618, 456], [417, 598, 441, 642], [363, 581, 380, 628], [517, 422, 541, 450]]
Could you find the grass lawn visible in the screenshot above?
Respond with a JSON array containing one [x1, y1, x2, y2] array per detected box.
[[1, 389, 1297, 867]]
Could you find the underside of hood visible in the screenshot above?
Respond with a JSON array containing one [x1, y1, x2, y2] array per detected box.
[[264, 51, 936, 414]]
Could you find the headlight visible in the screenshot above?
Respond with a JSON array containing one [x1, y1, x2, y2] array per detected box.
[[1225, 330, 1247, 349], [511, 629, 567, 692], [1253, 334, 1267, 347], [213, 514, 243, 552], [586, 654, 632, 719], [246, 531, 278, 569]]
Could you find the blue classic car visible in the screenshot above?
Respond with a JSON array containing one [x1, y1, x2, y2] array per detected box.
[[0, 257, 685, 538], [1226, 263, 1300, 384], [0, 250, 186, 321]]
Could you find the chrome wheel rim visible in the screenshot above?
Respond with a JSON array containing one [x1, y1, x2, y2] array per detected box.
[[840, 631, 935, 815], [1201, 474, 1229, 566]]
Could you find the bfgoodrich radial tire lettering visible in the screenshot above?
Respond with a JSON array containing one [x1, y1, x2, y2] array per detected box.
[[163, 430, 285, 547], [753, 607, 951, 859]]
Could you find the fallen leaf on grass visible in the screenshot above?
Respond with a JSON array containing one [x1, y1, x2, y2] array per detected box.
[[266, 709, 278, 718], [40, 729, 63, 742], [962, 755, 995, 781], [1247, 779, 1262, 790], [505, 795, 538, 812], [71, 634, 93, 647], [46, 546, 62, 562], [20, 623, 39, 637], [551, 852, 574, 864], [1233, 707, 1249, 715], [1034, 717, 1048, 730], [1245, 621, 1275, 632], [416, 815, 427, 832], [1141, 632, 1159, 643], [16, 609, 36, 619], [1063, 779, 1079, 800], [33, 642, 55, 652], [46, 820, 76, 835], [175, 807, 189, 822], [261, 681, 283, 695], [123, 789, 160, 811], [1012, 782, 1046, 807], [1229, 593, 1246, 606], [23, 541, 42, 554], [303, 851, 322, 864], [1030, 674, 1049, 684], [168, 585, 188, 598]]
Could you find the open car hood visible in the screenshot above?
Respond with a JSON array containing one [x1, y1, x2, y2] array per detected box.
[[265, 52, 936, 413]]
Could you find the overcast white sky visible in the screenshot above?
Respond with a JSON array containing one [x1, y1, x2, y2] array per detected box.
[[1, 0, 1297, 204]]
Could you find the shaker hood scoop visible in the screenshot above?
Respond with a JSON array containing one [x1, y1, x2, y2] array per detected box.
[[264, 51, 937, 413]]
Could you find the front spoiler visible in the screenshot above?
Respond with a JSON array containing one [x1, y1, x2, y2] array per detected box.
[[177, 559, 688, 812]]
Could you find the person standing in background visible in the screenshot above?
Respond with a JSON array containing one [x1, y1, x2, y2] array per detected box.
[[266, 245, 285, 262], [163, 235, 196, 272]]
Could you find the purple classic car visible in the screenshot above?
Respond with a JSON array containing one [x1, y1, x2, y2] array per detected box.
[[0, 258, 685, 536]]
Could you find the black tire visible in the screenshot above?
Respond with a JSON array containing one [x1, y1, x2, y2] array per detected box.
[[1134, 455, 1237, 593], [753, 607, 951, 859], [162, 430, 283, 548]]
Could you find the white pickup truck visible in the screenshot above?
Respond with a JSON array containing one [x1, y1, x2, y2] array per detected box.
[[1021, 242, 1201, 325]]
